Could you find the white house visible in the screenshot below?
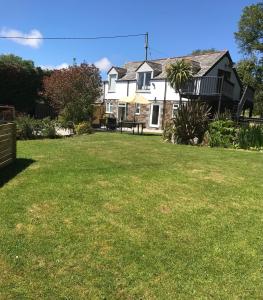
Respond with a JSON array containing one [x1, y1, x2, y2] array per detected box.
[[102, 50, 253, 130]]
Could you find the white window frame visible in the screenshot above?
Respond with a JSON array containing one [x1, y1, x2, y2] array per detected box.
[[137, 72, 152, 91], [106, 102, 113, 113], [150, 104, 160, 128], [172, 103, 179, 118], [117, 103, 127, 120], [135, 103, 141, 115], [108, 74, 117, 92]]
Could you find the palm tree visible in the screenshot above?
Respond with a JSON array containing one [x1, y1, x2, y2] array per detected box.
[[166, 60, 193, 106]]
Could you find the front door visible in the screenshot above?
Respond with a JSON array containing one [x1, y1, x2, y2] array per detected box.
[[150, 104, 160, 127]]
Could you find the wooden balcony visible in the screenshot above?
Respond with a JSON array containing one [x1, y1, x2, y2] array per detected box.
[[181, 76, 234, 99]]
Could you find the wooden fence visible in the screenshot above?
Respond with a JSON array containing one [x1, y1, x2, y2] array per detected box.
[[0, 122, 16, 169]]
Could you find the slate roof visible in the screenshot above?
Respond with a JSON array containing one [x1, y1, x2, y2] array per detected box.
[[114, 67, 127, 78], [115, 51, 228, 81]]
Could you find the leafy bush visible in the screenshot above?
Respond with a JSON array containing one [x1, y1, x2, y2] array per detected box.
[[169, 101, 211, 144], [237, 124, 263, 150], [207, 120, 237, 148], [16, 115, 36, 139], [75, 121, 92, 135], [213, 110, 233, 121], [43, 64, 101, 124], [40, 118, 57, 138], [206, 121, 263, 150], [16, 116, 58, 139]]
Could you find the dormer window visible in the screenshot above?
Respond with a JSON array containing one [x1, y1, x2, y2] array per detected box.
[[137, 72, 151, 90], [109, 74, 117, 92]]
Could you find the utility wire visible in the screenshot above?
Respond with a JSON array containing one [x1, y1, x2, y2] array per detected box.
[[0, 33, 146, 40]]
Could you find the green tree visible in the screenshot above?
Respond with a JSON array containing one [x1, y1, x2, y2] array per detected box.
[[235, 2, 263, 57], [236, 59, 259, 89], [0, 54, 45, 114], [236, 58, 263, 115], [166, 60, 193, 106], [235, 2, 263, 115], [43, 63, 102, 124]]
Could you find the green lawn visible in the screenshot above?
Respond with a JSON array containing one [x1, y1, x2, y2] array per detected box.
[[0, 133, 263, 299]]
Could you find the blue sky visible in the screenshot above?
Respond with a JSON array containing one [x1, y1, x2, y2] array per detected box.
[[0, 0, 257, 76]]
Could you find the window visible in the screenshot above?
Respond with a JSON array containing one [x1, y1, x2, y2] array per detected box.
[[150, 104, 160, 127], [106, 102, 113, 113], [135, 103, 141, 115], [172, 103, 179, 118], [109, 74, 117, 92], [137, 72, 151, 90]]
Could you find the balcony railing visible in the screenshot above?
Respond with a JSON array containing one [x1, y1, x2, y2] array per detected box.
[[181, 76, 234, 99]]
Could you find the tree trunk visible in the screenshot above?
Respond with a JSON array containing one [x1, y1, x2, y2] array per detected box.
[[179, 92, 182, 107]]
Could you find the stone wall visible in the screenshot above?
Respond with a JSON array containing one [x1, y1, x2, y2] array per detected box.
[[104, 99, 178, 130], [109, 99, 118, 117], [163, 100, 174, 126]]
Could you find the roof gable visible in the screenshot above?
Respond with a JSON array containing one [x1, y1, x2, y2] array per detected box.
[[135, 61, 154, 73], [107, 66, 127, 78]]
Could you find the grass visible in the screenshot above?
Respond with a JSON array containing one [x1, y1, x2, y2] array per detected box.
[[0, 132, 263, 299]]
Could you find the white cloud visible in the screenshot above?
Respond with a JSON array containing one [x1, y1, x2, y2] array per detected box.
[[0, 27, 43, 48], [94, 57, 112, 72], [40, 63, 69, 70], [40, 58, 112, 72]]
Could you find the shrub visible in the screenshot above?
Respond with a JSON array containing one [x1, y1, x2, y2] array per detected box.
[[170, 101, 211, 144], [16, 116, 58, 139], [43, 64, 101, 124], [75, 122, 92, 135], [40, 118, 57, 139], [237, 124, 263, 150], [16, 115, 36, 139], [208, 120, 237, 148]]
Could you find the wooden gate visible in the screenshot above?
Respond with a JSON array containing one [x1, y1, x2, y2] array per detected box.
[[0, 122, 16, 169]]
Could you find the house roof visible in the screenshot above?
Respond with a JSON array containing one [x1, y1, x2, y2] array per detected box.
[[115, 50, 228, 81], [107, 66, 127, 78]]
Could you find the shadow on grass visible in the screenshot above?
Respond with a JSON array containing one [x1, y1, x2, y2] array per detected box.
[[95, 130, 162, 137], [0, 158, 35, 188]]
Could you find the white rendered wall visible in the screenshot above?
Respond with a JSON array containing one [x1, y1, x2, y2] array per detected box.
[[105, 80, 184, 102]]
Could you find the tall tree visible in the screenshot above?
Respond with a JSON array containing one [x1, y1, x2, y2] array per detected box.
[[235, 2, 263, 57], [0, 54, 45, 114], [166, 60, 193, 106], [235, 2, 263, 115], [43, 64, 102, 124], [236, 58, 263, 115]]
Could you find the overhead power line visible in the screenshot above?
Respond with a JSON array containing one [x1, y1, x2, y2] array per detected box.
[[0, 32, 150, 61], [0, 33, 146, 40]]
